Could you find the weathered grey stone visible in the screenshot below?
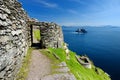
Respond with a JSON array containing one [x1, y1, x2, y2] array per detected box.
[[58, 62, 67, 67], [41, 73, 76, 80], [0, 36, 9, 43], [0, 0, 3, 5], [55, 67, 70, 73], [3, 21, 8, 26], [0, 7, 11, 14], [39, 22, 63, 48], [0, 30, 5, 36], [0, 71, 5, 78], [11, 30, 22, 36], [0, 20, 4, 26], [0, 0, 65, 79], [6, 19, 12, 25], [0, 0, 31, 79], [0, 55, 8, 71], [0, 14, 8, 21], [76, 55, 92, 69]]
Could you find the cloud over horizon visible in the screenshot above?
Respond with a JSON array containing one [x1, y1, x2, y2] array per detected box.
[[34, 0, 58, 8], [19, 0, 120, 26]]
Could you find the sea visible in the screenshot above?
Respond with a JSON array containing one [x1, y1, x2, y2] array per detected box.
[[62, 26, 120, 80]]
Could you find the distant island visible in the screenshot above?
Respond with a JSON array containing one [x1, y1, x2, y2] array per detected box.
[[75, 28, 87, 33]]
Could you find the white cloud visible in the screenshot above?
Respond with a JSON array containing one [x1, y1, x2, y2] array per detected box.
[[35, 0, 58, 8], [69, 0, 86, 5], [69, 0, 81, 3], [59, 22, 80, 26], [68, 9, 78, 15]]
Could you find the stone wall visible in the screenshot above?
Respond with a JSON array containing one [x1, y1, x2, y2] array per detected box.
[[39, 22, 64, 48], [0, 0, 31, 79], [0, 0, 64, 79], [30, 21, 64, 48]]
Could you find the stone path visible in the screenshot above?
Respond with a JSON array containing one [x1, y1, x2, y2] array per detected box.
[[26, 50, 76, 80], [26, 50, 51, 80], [26, 31, 76, 80], [41, 62, 76, 80]]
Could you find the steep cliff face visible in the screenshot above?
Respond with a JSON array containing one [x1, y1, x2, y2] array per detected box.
[[0, 0, 31, 79]]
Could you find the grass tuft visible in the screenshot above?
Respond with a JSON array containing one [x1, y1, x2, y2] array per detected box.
[[16, 48, 33, 80], [33, 29, 40, 41]]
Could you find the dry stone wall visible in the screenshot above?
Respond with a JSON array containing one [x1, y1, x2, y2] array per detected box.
[[0, 0, 31, 79], [0, 0, 64, 79], [40, 22, 64, 48]]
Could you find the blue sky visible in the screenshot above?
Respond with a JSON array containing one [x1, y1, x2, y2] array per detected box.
[[19, 0, 120, 26]]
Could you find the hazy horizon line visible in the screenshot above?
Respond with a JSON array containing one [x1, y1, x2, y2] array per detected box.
[[62, 25, 120, 27]]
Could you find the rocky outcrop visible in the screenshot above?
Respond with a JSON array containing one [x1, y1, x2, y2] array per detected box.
[[75, 55, 92, 69], [0, 0, 31, 79]]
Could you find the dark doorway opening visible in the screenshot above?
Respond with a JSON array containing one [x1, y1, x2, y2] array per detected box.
[[30, 24, 41, 49]]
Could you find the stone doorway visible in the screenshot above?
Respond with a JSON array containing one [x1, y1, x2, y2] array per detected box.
[[29, 22, 63, 49], [30, 24, 41, 48]]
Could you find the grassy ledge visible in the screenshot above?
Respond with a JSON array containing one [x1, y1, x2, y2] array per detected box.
[[33, 29, 41, 41], [40, 48, 111, 80], [16, 48, 33, 80]]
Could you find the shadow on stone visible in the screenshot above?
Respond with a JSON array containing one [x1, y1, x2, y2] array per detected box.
[[31, 43, 41, 49]]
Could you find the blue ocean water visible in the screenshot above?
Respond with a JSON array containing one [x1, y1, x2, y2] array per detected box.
[[62, 26, 120, 80]]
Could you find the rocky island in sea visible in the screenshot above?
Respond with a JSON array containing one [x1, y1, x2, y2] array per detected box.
[[75, 28, 87, 33]]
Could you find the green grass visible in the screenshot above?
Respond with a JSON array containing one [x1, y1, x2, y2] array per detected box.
[[41, 48, 111, 80], [16, 47, 111, 80], [40, 49, 60, 74], [66, 51, 111, 80], [33, 29, 40, 41], [16, 48, 33, 80]]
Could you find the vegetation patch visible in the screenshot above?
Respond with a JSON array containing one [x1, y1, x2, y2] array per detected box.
[[66, 51, 111, 80], [41, 48, 111, 80], [16, 48, 33, 80], [40, 49, 60, 74], [33, 29, 41, 41]]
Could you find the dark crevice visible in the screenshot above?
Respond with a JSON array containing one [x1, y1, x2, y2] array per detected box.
[[31, 43, 41, 49]]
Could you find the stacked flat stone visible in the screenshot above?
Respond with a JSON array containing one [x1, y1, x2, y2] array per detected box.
[[40, 22, 64, 48], [0, 0, 31, 79], [0, 0, 64, 79]]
